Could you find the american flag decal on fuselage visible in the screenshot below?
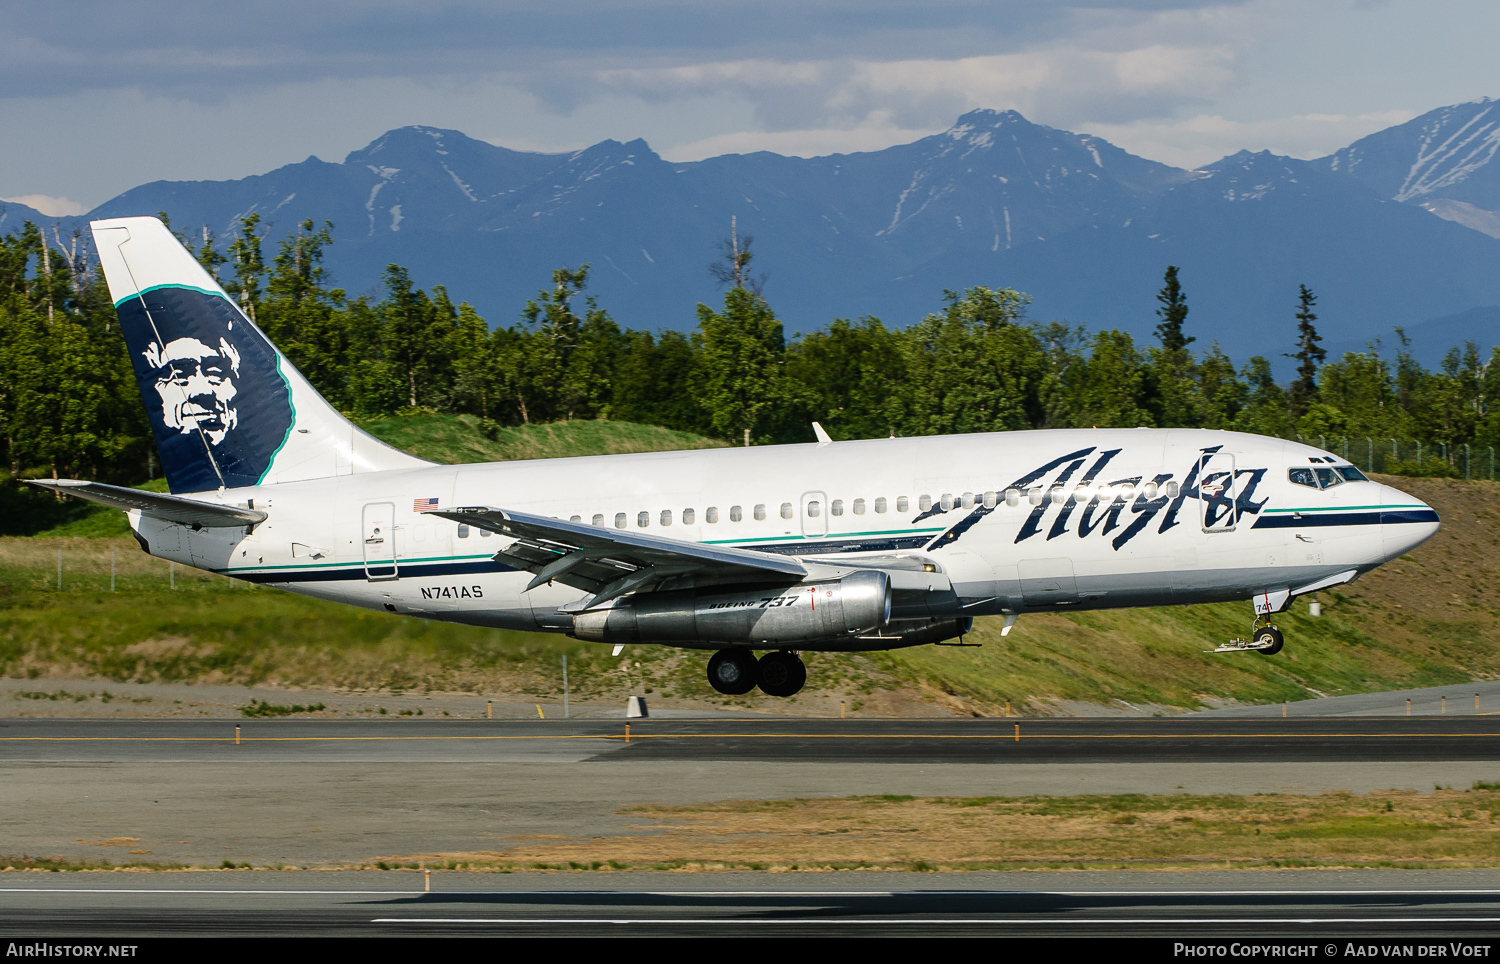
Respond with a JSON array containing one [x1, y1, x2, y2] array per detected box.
[[414, 497, 439, 512]]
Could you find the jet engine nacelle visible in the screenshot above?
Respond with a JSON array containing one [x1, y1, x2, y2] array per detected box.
[[572, 570, 892, 646]]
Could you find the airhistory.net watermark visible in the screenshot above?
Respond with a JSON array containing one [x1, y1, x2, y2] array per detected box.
[[5, 946, 138, 958]]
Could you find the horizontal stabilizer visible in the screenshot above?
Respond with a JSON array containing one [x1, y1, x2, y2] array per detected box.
[[29, 479, 267, 528]]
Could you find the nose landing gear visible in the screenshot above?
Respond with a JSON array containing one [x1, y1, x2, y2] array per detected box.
[[1210, 613, 1284, 655], [706, 649, 808, 697]]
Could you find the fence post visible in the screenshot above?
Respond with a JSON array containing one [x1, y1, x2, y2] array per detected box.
[[1491, 446, 1495, 481], [562, 653, 570, 720], [1368, 437, 1374, 473], [1467, 443, 1472, 481]]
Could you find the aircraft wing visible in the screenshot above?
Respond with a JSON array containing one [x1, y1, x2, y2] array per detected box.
[[431, 506, 807, 608], [28, 479, 268, 528]]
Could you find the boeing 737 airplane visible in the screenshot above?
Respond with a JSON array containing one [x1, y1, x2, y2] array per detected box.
[[32, 217, 1441, 698]]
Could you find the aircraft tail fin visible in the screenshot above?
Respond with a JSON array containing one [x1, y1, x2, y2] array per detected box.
[[90, 216, 429, 494]]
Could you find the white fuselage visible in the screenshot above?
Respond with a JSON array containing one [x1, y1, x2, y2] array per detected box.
[[127, 428, 1438, 649]]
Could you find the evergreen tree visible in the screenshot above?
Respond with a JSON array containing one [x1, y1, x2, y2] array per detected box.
[[1154, 265, 1193, 352], [1287, 284, 1325, 416]]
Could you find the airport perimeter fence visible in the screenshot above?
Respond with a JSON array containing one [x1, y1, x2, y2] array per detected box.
[[0, 541, 247, 595], [1296, 436, 1496, 481]]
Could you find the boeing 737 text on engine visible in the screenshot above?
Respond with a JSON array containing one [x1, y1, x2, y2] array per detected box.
[[33, 217, 1441, 698]]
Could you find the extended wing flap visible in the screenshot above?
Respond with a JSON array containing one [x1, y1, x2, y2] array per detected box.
[[29, 479, 267, 528], [431, 506, 806, 602]]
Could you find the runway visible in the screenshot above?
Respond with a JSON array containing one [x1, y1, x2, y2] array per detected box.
[[7, 718, 1500, 937], [3, 716, 1500, 763], [8, 871, 1500, 937]]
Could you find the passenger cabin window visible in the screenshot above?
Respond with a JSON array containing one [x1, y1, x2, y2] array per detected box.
[[1314, 467, 1343, 489], [853, 498, 866, 515], [479, 528, 491, 538], [962, 492, 975, 508], [895, 496, 908, 512], [569, 515, 581, 523], [1028, 488, 1043, 506], [1288, 467, 1319, 489], [831, 499, 843, 516], [592, 514, 604, 526], [660, 509, 673, 526], [637, 511, 650, 527], [753, 504, 766, 521], [1004, 489, 1019, 507], [683, 508, 695, 525], [1336, 466, 1369, 482], [457, 524, 470, 539], [730, 505, 743, 522], [1166, 481, 1180, 499], [919, 495, 932, 511], [706, 507, 719, 523], [806, 501, 820, 518], [1143, 482, 1159, 499], [615, 512, 628, 529], [940, 493, 954, 510], [780, 502, 794, 520]]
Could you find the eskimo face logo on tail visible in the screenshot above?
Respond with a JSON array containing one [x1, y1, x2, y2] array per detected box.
[[143, 336, 241, 444], [118, 286, 293, 493]]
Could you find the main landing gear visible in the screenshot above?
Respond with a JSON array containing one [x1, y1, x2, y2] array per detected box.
[[707, 649, 807, 697], [1210, 613, 1284, 655]]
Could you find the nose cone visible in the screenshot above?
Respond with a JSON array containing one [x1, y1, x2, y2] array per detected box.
[[1378, 482, 1440, 562]]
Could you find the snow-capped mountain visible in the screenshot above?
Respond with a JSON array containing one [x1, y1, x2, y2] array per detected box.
[[1322, 98, 1500, 238], [29, 102, 1500, 363]]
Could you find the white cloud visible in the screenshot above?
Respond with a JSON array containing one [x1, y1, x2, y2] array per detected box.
[[596, 43, 1240, 135], [1080, 110, 1420, 169], [2, 194, 86, 216]]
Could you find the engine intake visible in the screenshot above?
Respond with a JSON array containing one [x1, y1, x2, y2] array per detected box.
[[572, 569, 892, 646]]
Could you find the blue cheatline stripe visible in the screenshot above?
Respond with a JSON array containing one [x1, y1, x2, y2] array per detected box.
[[1251, 509, 1439, 530], [229, 558, 521, 585], [223, 533, 936, 584]]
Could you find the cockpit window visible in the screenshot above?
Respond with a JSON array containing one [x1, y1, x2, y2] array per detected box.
[[1314, 467, 1344, 489], [1335, 466, 1369, 482], [1288, 467, 1319, 488]]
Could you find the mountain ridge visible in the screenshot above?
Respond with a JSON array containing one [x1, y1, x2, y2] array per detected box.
[[21, 101, 1500, 365]]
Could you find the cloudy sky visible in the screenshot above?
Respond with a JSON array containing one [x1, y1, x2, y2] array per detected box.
[[3, 0, 1496, 214]]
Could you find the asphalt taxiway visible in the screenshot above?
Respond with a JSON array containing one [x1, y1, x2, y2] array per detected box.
[[8, 870, 1500, 937], [4, 715, 1500, 763], [4, 716, 1500, 873]]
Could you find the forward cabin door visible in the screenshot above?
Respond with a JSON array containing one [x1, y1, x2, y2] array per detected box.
[[362, 502, 398, 581], [1198, 452, 1239, 533]]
